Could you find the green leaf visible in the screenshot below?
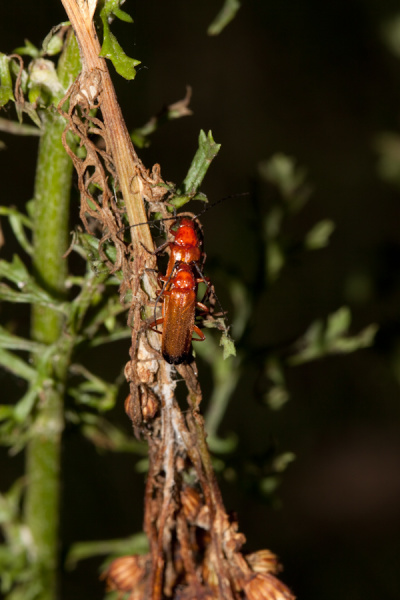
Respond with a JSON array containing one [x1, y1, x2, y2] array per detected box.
[[42, 23, 71, 56], [266, 240, 285, 282], [0, 54, 15, 107], [68, 364, 118, 412], [220, 331, 236, 359], [13, 387, 38, 422], [99, 0, 140, 80], [0, 325, 43, 353], [0, 479, 25, 524], [326, 306, 351, 342], [112, 7, 134, 23], [78, 415, 147, 454], [265, 384, 289, 410], [263, 357, 289, 410], [272, 451, 296, 473], [0, 348, 36, 381], [258, 153, 311, 210], [66, 532, 148, 570], [289, 307, 378, 365], [13, 39, 40, 58], [208, 0, 241, 36], [0, 206, 33, 255], [207, 431, 238, 454], [176, 130, 221, 202], [130, 87, 192, 149], [0, 256, 66, 312], [305, 219, 335, 250]]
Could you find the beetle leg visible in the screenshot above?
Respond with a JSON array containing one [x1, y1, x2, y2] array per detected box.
[[192, 325, 206, 342]]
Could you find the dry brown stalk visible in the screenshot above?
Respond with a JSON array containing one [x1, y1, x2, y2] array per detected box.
[[58, 2, 295, 598]]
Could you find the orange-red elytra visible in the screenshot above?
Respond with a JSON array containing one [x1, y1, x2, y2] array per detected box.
[[150, 263, 208, 365]]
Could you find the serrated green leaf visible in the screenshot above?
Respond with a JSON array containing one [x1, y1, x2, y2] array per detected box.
[[178, 130, 221, 198], [99, 0, 139, 80], [100, 30, 140, 79], [0, 54, 15, 107], [208, 0, 241, 35]]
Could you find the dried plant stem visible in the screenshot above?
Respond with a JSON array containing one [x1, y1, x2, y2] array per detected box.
[[59, 0, 153, 252], [25, 32, 81, 600]]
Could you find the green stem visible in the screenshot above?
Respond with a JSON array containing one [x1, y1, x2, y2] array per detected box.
[[24, 31, 80, 600]]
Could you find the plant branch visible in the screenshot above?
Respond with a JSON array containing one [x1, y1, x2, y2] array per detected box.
[[24, 31, 81, 600]]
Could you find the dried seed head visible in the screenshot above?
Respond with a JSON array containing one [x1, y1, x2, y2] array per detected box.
[[181, 486, 202, 522], [243, 573, 295, 600], [246, 549, 281, 575], [140, 388, 159, 421], [124, 391, 140, 424], [104, 554, 148, 592]]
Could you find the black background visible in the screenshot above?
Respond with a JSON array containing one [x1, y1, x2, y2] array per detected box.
[[1, 1, 400, 599]]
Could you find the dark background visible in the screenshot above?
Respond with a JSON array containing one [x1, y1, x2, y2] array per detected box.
[[1, 1, 400, 599]]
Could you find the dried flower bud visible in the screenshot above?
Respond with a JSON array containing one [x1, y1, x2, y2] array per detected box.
[[246, 549, 281, 575], [104, 554, 148, 592], [124, 390, 142, 428], [140, 388, 159, 421], [243, 573, 295, 600]]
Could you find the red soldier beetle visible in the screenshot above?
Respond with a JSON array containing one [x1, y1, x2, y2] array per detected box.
[[149, 263, 209, 365], [126, 199, 244, 363]]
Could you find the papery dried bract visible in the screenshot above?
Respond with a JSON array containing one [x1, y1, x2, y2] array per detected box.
[[243, 573, 295, 600], [246, 549, 281, 575], [104, 554, 149, 593]]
